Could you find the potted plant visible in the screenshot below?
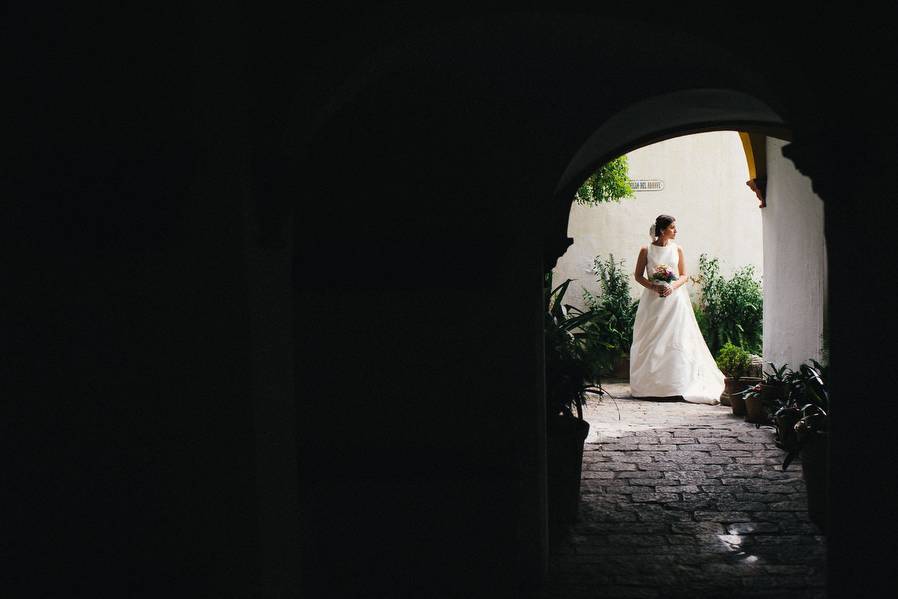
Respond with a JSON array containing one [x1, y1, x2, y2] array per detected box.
[[780, 360, 829, 533], [741, 383, 767, 424], [793, 404, 828, 533], [715, 342, 760, 415], [756, 362, 796, 444], [773, 401, 802, 452], [744, 362, 793, 425], [544, 273, 596, 529], [761, 362, 792, 404]]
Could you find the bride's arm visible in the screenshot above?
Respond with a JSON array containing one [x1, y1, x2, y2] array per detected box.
[[672, 246, 689, 290], [634, 247, 660, 292]]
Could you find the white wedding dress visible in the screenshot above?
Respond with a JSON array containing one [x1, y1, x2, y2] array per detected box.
[[629, 242, 725, 404]]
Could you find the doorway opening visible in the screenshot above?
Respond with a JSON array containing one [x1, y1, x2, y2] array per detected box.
[[541, 89, 828, 596]]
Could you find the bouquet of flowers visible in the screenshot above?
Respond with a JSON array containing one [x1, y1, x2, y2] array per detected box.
[[649, 264, 677, 297]]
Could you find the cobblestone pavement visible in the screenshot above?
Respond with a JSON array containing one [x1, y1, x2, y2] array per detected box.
[[538, 383, 826, 599]]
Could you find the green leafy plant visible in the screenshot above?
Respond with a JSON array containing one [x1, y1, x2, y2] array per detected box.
[[780, 360, 829, 470], [755, 362, 794, 418], [715, 342, 753, 380], [583, 253, 639, 361], [764, 362, 793, 385], [570, 305, 619, 385], [574, 156, 635, 206], [545, 273, 604, 420], [692, 254, 763, 355], [692, 301, 709, 341], [744, 372, 790, 425], [784, 360, 829, 413]]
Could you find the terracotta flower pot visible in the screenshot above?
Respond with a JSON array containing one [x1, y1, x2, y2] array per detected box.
[[720, 377, 739, 406], [730, 391, 746, 416], [748, 381, 788, 425], [611, 355, 630, 380], [722, 376, 759, 415], [745, 390, 768, 424]]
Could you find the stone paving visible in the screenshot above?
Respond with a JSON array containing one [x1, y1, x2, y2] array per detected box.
[[538, 383, 826, 599]]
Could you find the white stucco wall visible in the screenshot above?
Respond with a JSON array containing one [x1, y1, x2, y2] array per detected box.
[[762, 137, 827, 368], [553, 131, 763, 312]]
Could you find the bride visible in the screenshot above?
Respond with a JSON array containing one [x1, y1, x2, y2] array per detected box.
[[629, 214, 725, 404]]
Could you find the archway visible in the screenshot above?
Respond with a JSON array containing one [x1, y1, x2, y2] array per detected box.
[[285, 13, 847, 598], [542, 94, 830, 592], [546, 89, 790, 267]]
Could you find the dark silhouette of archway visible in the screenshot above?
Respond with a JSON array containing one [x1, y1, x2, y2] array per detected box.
[[286, 13, 890, 598], [290, 15, 824, 597], [12, 5, 897, 598]]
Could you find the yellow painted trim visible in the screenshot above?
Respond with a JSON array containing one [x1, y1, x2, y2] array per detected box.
[[739, 131, 757, 179]]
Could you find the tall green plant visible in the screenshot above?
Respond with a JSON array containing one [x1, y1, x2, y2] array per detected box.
[[583, 254, 639, 357], [574, 156, 635, 206], [693, 254, 763, 355]]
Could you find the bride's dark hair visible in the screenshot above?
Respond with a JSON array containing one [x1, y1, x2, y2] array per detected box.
[[653, 214, 675, 238]]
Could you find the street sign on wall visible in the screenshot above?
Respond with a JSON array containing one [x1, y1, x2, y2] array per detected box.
[[629, 179, 664, 191]]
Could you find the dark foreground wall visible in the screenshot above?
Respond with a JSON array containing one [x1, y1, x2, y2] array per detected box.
[[9, 3, 898, 597], [9, 6, 261, 596]]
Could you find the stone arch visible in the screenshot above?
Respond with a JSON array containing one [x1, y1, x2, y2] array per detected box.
[[556, 89, 789, 199], [545, 89, 790, 267]]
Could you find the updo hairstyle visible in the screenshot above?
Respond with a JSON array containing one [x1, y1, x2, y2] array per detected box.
[[652, 214, 676, 239]]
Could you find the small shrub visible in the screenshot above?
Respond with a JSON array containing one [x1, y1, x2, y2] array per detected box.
[[715, 342, 753, 380]]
